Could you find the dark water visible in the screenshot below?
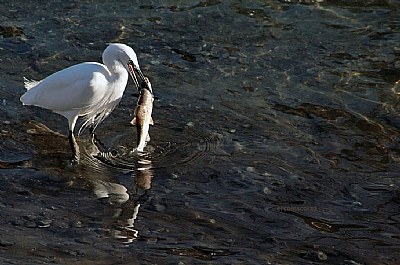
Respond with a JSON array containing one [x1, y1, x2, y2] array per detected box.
[[1, 0, 400, 264]]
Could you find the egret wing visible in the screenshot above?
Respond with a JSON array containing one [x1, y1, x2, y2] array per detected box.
[[21, 62, 110, 112]]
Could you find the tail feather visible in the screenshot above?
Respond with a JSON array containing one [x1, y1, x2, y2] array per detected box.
[[23, 77, 41, 90]]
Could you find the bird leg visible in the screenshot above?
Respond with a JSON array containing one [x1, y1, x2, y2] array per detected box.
[[68, 130, 80, 163]]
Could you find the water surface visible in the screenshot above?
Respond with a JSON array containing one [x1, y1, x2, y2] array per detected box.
[[1, 0, 400, 264]]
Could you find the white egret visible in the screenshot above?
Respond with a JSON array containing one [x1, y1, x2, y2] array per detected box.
[[20, 43, 147, 162]]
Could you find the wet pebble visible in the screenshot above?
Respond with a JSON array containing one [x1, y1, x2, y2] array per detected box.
[[263, 187, 272, 195], [154, 204, 166, 212], [243, 83, 254, 92], [11, 214, 54, 228], [36, 218, 52, 228], [246, 166, 256, 173], [150, 60, 161, 65], [0, 239, 15, 247], [317, 251, 328, 261], [0, 25, 24, 38], [70, 220, 84, 228], [233, 141, 244, 151], [146, 237, 158, 245], [301, 250, 328, 261]]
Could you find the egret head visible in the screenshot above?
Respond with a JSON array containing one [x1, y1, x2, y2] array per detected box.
[[103, 43, 148, 91]]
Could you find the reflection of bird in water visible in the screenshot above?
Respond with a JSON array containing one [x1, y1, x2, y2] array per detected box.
[[135, 158, 154, 190], [20, 43, 147, 162], [95, 183, 141, 242], [93, 180, 129, 205], [23, 118, 154, 243], [92, 156, 153, 243]]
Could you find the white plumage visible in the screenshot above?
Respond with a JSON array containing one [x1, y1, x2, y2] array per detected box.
[[20, 43, 145, 162]]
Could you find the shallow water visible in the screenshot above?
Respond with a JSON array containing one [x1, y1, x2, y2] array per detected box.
[[1, 0, 400, 264]]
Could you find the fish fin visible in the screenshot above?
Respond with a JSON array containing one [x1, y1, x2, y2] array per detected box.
[[23, 77, 41, 90], [146, 134, 150, 141], [131, 117, 137, 125], [150, 116, 154, 125]]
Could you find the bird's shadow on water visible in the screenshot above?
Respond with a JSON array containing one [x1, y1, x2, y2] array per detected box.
[[23, 119, 154, 243]]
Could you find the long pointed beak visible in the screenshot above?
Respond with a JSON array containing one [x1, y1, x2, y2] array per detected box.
[[127, 60, 140, 91], [128, 60, 147, 91]]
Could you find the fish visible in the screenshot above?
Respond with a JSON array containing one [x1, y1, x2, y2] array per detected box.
[[131, 77, 154, 152]]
